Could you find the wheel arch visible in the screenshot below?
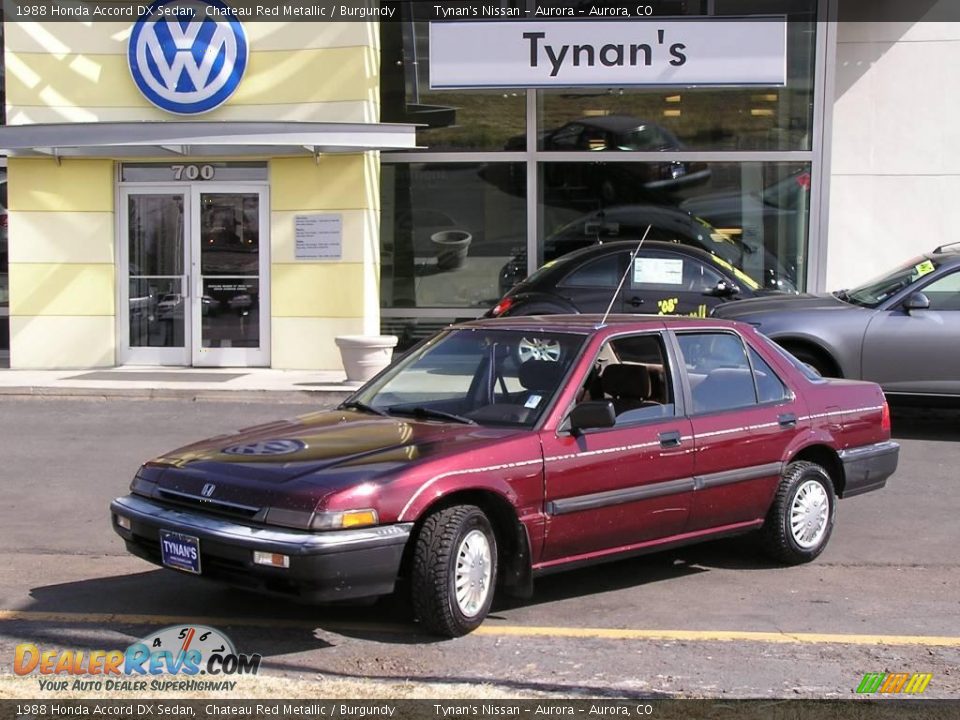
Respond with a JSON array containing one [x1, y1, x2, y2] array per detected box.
[[772, 336, 844, 378], [788, 443, 846, 498], [399, 488, 534, 599]]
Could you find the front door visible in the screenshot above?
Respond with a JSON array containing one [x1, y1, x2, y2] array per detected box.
[[119, 185, 269, 366], [191, 185, 269, 367]]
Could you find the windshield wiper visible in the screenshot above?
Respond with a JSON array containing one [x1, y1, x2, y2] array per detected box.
[[389, 406, 477, 425], [339, 400, 388, 417]]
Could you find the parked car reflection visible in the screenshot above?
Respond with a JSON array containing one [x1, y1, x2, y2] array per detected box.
[[509, 116, 710, 204], [499, 204, 796, 297]]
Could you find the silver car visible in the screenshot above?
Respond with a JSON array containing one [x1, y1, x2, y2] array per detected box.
[[712, 244, 960, 402]]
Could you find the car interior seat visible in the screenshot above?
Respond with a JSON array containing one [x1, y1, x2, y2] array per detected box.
[[601, 364, 660, 415], [691, 367, 756, 413]]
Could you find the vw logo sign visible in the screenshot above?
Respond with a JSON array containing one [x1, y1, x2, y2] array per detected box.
[[222, 440, 306, 456], [128, 0, 248, 115]]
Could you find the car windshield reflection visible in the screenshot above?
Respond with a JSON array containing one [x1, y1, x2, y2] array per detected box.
[[352, 329, 586, 428], [843, 256, 939, 307]]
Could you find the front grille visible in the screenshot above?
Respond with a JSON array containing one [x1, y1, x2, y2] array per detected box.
[[155, 489, 260, 520]]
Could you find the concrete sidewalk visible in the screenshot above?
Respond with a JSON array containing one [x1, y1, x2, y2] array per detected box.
[[0, 366, 358, 404]]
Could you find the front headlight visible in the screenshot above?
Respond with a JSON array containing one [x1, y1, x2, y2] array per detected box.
[[311, 509, 379, 531], [130, 467, 158, 497]]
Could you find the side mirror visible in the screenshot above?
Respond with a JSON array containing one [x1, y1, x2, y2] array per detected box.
[[705, 279, 740, 298], [903, 292, 930, 313], [568, 400, 616, 433]]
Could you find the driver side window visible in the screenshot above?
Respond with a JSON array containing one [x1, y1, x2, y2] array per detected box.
[[920, 272, 960, 311], [576, 333, 676, 425]]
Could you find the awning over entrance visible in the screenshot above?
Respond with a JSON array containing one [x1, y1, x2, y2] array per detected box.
[[0, 121, 421, 158]]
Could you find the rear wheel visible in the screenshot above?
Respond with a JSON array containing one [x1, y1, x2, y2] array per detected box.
[[411, 505, 498, 637], [760, 461, 836, 564]]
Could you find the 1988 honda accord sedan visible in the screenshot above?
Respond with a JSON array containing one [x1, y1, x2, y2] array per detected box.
[[111, 316, 898, 636]]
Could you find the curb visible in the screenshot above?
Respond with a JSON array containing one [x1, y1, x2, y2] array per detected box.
[[0, 386, 353, 404]]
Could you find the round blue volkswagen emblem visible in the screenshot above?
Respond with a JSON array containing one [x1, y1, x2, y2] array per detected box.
[[222, 440, 306, 456], [128, 0, 248, 115]]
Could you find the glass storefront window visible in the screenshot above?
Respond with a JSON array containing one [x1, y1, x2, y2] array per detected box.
[[537, 161, 811, 292], [380, 19, 526, 151], [537, 14, 816, 152], [381, 162, 527, 311]]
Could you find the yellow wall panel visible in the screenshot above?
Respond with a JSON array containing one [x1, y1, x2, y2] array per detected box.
[[271, 317, 369, 370], [8, 159, 114, 212], [9, 315, 116, 369], [270, 156, 376, 211], [6, 47, 374, 112], [9, 212, 114, 264], [9, 263, 115, 317], [271, 264, 367, 318]]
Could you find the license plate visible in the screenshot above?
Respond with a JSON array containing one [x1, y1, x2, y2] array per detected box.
[[159, 530, 202, 575]]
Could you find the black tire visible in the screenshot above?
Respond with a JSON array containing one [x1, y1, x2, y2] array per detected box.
[[760, 461, 836, 565], [411, 505, 498, 637], [788, 346, 837, 378]]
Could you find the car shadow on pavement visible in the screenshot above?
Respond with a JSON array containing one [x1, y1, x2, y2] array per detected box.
[[890, 406, 960, 442]]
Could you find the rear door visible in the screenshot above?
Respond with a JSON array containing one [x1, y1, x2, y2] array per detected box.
[[538, 331, 695, 564], [673, 330, 803, 532]]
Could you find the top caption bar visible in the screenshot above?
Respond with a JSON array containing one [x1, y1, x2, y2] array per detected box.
[[2, 0, 958, 23]]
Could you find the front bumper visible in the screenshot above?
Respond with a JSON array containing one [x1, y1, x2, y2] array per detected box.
[[838, 440, 900, 498], [110, 494, 413, 602]]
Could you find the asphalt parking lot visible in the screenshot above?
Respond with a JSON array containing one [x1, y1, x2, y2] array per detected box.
[[0, 398, 957, 698]]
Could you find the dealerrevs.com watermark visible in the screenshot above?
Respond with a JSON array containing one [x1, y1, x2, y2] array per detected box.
[[14, 625, 260, 693]]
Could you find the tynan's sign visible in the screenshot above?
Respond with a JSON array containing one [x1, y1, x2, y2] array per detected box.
[[429, 20, 787, 88], [129, 0, 248, 115]]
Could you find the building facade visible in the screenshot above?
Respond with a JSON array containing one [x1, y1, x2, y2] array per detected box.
[[0, 1, 956, 370]]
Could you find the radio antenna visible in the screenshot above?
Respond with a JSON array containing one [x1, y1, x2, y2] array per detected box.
[[599, 224, 652, 327]]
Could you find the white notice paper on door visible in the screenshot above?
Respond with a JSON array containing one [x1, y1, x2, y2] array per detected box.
[[633, 257, 684, 285]]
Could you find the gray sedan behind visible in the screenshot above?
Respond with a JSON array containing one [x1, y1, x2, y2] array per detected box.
[[712, 244, 960, 402]]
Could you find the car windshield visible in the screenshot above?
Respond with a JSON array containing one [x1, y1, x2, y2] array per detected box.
[[843, 256, 939, 307], [351, 328, 586, 428]]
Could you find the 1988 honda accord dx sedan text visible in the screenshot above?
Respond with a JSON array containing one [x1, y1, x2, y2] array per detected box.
[[111, 316, 899, 636]]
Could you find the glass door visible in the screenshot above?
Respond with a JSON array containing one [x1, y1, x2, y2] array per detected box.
[[120, 189, 190, 365], [190, 186, 269, 367]]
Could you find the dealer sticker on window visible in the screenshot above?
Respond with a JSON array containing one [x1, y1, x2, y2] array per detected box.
[[524, 394, 542, 409], [913, 259, 935, 278]]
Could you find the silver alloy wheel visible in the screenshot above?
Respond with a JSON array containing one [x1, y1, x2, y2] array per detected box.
[[790, 479, 830, 549], [518, 337, 562, 363], [454, 529, 492, 618]]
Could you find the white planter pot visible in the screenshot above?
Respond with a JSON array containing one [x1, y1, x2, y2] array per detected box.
[[430, 230, 472, 270], [334, 335, 399, 384]]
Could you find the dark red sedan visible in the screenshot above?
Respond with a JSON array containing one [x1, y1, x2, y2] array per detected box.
[[111, 316, 898, 636]]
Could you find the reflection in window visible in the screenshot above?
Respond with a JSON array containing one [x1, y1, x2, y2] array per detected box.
[[539, 162, 809, 292], [381, 163, 526, 310]]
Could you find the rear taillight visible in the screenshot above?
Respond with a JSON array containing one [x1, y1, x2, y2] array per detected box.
[[881, 400, 891, 433], [490, 297, 514, 317]]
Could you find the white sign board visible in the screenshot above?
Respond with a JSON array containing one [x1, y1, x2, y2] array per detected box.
[[429, 20, 787, 88], [295, 214, 342, 260], [633, 257, 684, 286]]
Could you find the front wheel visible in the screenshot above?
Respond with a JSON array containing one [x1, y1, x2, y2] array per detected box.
[[411, 505, 498, 637], [760, 461, 836, 564]]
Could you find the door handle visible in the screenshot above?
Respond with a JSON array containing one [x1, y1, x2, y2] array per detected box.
[[659, 430, 682, 448], [778, 413, 798, 428], [628, 296, 644, 307]]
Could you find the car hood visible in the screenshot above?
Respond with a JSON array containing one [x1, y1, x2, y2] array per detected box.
[[713, 293, 855, 319], [138, 410, 526, 516]]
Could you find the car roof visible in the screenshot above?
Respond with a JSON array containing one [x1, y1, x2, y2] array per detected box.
[[454, 314, 744, 335], [545, 239, 722, 266]]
